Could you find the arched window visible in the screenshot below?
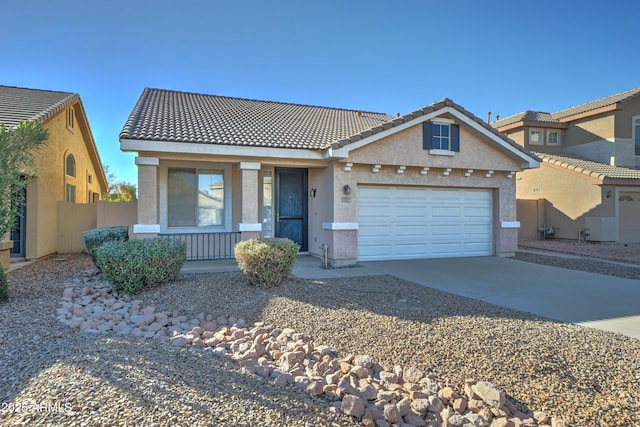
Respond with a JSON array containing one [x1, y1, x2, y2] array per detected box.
[[66, 154, 76, 177]]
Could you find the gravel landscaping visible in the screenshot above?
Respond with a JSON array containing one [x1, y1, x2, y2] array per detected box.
[[1, 244, 640, 426]]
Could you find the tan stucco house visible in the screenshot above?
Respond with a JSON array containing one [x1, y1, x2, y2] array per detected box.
[[493, 88, 640, 243], [0, 85, 108, 263], [120, 88, 538, 266]]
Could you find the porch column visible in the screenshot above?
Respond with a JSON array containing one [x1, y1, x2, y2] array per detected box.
[[133, 157, 160, 239], [238, 162, 261, 240]]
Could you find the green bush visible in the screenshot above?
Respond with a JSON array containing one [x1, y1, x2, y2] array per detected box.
[[83, 226, 130, 265], [235, 238, 299, 288], [0, 266, 8, 303], [95, 238, 186, 294]]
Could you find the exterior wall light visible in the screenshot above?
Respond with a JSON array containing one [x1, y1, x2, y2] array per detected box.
[[343, 184, 351, 195]]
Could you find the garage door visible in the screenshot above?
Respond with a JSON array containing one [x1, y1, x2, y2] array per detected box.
[[358, 186, 493, 261]]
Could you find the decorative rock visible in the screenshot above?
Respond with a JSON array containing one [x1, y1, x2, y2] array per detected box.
[[410, 398, 430, 415], [354, 354, 373, 368], [383, 403, 399, 423], [341, 394, 366, 418], [472, 382, 505, 408], [403, 366, 424, 384], [490, 418, 515, 427], [404, 412, 428, 427]]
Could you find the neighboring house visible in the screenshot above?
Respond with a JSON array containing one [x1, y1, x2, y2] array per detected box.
[[493, 87, 640, 242], [120, 88, 538, 266], [0, 85, 108, 261]]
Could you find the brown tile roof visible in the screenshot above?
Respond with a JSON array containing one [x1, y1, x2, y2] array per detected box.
[[551, 87, 640, 120], [493, 88, 640, 129], [536, 151, 640, 180], [491, 110, 559, 128], [120, 88, 394, 150], [331, 97, 537, 160], [0, 85, 78, 127], [121, 89, 537, 161]]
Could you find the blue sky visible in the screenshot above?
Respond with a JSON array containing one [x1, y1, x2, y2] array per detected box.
[[3, 0, 638, 185]]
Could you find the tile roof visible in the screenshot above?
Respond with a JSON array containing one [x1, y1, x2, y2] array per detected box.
[[121, 88, 536, 162], [492, 110, 558, 128], [551, 87, 640, 119], [536, 151, 640, 180], [120, 88, 394, 150], [493, 87, 640, 129], [0, 85, 78, 127]]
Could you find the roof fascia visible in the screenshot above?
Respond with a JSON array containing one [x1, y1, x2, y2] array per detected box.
[[541, 159, 604, 184], [330, 106, 539, 169], [120, 138, 327, 161], [72, 100, 109, 190], [556, 104, 619, 123]]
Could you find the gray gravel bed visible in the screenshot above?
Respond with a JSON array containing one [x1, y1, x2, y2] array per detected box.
[[514, 252, 640, 280], [2, 253, 640, 426]]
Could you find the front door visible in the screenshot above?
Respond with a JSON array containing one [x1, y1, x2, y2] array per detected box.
[[275, 168, 308, 251]]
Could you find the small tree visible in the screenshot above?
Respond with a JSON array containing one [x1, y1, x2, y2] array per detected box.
[[102, 163, 137, 202], [0, 121, 48, 241]]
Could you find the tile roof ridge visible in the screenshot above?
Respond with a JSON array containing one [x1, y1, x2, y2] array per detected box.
[[0, 84, 75, 96], [120, 88, 153, 139], [551, 87, 640, 118], [31, 93, 79, 123], [144, 87, 391, 116]]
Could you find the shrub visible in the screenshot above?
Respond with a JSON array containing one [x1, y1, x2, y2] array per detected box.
[[95, 238, 186, 294], [0, 266, 8, 303], [235, 238, 299, 288], [84, 226, 130, 265]]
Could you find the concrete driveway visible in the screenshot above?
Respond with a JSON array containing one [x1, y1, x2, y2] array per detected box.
[[289, 255, 640, 339]]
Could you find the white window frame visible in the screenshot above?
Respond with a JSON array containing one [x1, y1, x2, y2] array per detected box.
[[529, 129, 543, 145], [429, 118, 456, 155], [633, 115, 640, 157], [547, 130, 560, 145], [159, 161, 232, 233]]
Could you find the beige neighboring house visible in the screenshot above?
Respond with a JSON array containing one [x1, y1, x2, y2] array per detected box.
[[120, 88, 538, 266], [493, 87, 640, 242], [0, 85, 108, 266]]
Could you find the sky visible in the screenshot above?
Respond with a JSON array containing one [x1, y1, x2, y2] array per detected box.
[[3, 0, 638, 185]]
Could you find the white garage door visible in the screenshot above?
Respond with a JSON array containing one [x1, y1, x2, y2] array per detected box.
[[358, 186, 493, 261]]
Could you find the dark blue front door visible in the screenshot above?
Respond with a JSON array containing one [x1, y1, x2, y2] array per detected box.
[[275, 168, 307, 251]]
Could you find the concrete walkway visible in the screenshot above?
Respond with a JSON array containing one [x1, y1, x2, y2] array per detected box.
[[185, 254, 640, 339]]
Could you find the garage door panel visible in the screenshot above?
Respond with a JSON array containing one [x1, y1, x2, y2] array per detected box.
[[396, 205, 428, 218], [358, 186, 493, 261], [464, 206, 492, 217], [432, 206, 462, 217], [396, 224, 429, 237]]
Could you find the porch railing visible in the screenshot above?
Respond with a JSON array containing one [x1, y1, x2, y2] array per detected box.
[[159, 232, 241, 261]]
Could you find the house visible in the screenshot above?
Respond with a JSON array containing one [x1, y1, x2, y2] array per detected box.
[[120, 88, 539, 266], [493, 88, 640, 242], [0, 85, 108, 264]]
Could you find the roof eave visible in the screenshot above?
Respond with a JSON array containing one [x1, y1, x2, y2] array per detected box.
[[120, 138, 328, 161]]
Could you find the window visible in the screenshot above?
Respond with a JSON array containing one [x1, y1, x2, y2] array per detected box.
[[88, 190, 93, 204], [88, 173, 93, 184], [66, 184, 76, 203], [66, 154, 76, 177], [168, 169, 225, 227], [529, 129, 543, 145], [66, 108, 75, 131], [262, 171, 273, 238], [423, 121, 460, 152], [635, 118, 640, 156], [547, 130, 560, 145]]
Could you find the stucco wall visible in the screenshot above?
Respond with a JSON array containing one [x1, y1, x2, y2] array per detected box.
[[25, 102, 105, 259], [516, 163, 613, 240]]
